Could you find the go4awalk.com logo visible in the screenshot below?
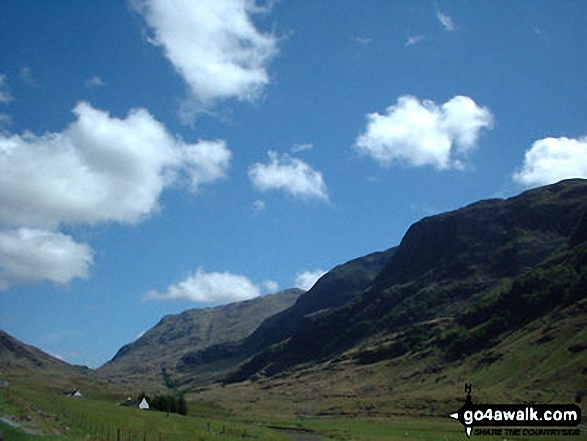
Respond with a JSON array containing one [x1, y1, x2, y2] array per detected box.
[[449, 384, 582, 437]]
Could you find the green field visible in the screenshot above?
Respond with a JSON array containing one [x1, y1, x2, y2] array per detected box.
[[0, 382, 290, 441], [1, 383, 583, 441]]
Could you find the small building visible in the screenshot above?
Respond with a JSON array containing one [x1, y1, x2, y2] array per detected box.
[[120, 397, 150, 409], [139, 398, 149, 410], [71, 390, 83, 398]]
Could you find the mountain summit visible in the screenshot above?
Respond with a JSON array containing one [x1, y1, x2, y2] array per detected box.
[[227, 179, 587, 383], [7, 179, 585, 417], [97, 288, 303, 389]]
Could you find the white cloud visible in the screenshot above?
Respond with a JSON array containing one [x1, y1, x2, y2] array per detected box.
[[436, 10, 456, 31], [405, 35, 425, 47], [263, 279, 279, 293], [294, 269, 326, 291], [181, 139, 233, 190], [355, 95, 493, 170], [132, 0, 278, 104], [0, 101, 231, 228], [0, 102, 231, 288], [0, 75, 13, 104], [85, 76, 107, 88], [0, 228, 93, 289], [145, 267, 261, 303], [513, 136, 587, 187], [249, 151, 329, 201]]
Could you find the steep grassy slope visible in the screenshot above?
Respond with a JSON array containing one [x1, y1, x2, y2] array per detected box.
[[199, 188, 587, 417], [245, 248, 396, 351], [170, 248, 396, 387], [0, 330, 74, 372], [0, 330, 117, 403], [6, 179, 585, 425], [97, 289, 303, 390], [199, 295, 587, 418], [227, 179, 587, 382]]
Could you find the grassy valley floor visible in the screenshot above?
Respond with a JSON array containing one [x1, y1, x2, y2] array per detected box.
[[1, 377, 584, 441]]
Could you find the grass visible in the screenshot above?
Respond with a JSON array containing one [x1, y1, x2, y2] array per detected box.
[[251, 415, 469, 441], [1, 384, 289, 441], [3, 308, 587, 441], [2, 381, 584, 441], [0, 420, 66, 441], [0, 387, 66, 441]]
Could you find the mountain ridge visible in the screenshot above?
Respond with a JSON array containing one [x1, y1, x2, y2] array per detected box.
[[97, 288, 304, 389], [171, 247, 396, 386], [0, 329, 74, 371], [225, 179, 587, 383], [95, 179, 587, 392], [2, 179, 586, 416]]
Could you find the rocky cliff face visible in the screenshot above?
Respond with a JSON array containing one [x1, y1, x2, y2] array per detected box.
[[227, 179, 587, 382], [375, 179, 587, 287], [99, 179, 587, 394]]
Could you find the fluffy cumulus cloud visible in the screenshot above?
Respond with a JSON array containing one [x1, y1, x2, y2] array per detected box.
[[132, 0, 278, 103], [145, 268, 261, 303], [249, 151, 329, 201], [0, 229, 93, 290], [0, 102, 230, 228], [263, 279, 279, 293], [0, 102, 231, 289], [295, 269, 326, 291], [513, 136, 587, 187], [355, 95, 493, 170]]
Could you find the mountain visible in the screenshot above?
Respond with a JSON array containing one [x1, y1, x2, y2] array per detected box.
[[0, 330, 132, 405], [183, 180, 587, 417], [98, 179, 587, 416], [0, 329, 102, 394], [226, 179, 587, 383], [0, 330, 73, 372], [97, 288, 304, 389], [170, 248, 396, 387], [244, 248, 396, 350]]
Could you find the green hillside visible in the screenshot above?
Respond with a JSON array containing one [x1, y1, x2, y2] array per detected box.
[[226, 179, 587, 385], [97, 288, 303, 391], [1, 179, 586, 440]]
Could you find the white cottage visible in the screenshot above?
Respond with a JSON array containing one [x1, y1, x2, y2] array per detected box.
[[139, 397, 149, 410]]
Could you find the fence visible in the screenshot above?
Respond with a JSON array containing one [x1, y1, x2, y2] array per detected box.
[[1, 386, 256, 441]]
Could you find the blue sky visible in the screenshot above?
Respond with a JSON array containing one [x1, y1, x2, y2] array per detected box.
[[1, 0, 586, 368]]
